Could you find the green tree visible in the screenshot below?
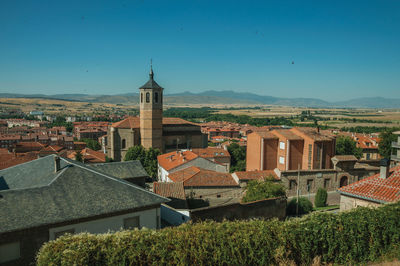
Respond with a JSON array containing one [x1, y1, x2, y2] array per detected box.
[[286, 197, 313, 215], [314, 188, 328, 208], [75, 150, 83, 162], [335, 136, 363, 159], [143, 147, 161, 179], [124, 146, 160, 179], [227, 143, 246, 172], [242, 176, 286, 203], [81, 138, 101, 151], [378, 129, 397, 158]]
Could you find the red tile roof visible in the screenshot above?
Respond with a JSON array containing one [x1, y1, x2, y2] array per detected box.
[[111, 116, 140, 129], [338, 166, 400, 203], [234, 170, 279, 181], [157, 150, 199, 171], [0, 153, 37, 170], [168, 166, 239, 187], [191, 147, 230, 158], [111, 116, 198, 129], [153, 182, 186, 200], [67, 148, 106, 163]]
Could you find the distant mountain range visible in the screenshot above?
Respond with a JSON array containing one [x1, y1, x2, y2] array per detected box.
[[0, 91, 399, 109]]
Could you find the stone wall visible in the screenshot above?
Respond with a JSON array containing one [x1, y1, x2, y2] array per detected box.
[[339, 194, 381, 211], [189, 197, 286, 222], [187, 186, 243, 200]]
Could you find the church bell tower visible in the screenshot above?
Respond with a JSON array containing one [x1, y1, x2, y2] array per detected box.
[[139, 62, 163, 151]]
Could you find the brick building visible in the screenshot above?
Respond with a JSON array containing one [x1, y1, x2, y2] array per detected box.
[[246, 127, 336, 171]]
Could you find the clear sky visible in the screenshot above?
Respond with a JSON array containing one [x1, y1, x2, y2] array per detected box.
[[0, 0, 399, 101]]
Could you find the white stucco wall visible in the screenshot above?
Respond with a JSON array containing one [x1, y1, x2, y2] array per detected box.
[[49, 207, 160, 240], [161, 204, 190, 226], [339, 195, 381, 211]]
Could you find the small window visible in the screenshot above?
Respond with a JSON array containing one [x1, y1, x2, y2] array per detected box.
[[217, 194, 221, 198], [279, 156, 285, 164], [121, 139, 126, 149], [279, 141, 285, 150], [124, 216, 140, 230], [0, 242, 20, 264], [306, 179, 313, 191], [289, 180, 297, 190], [140, 92, 143, 103], [146, 92, 150, 103], [54, 228, 75, 239], [154, 92, 158, 103], [324, 178, 330, 188]]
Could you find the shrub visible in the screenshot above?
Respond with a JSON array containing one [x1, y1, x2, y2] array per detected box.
[[286, 197, 313, 215], [37, 203, 400, 265], [314, 188, 328, 207], [242, 177, 286, 203]]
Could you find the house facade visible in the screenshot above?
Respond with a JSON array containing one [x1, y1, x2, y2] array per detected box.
[[0, 155, 168, 265]]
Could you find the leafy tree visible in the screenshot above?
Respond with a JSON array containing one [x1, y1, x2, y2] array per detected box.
[[124, 145, 146, 164], [227, 143, 246, 172], [124, 145, 160, 179], [242, 176, 286, 203], [379, 129, 397, 158], [286, 197, 313, 215], [75, 150, 83, 162], [314, 188, 328, 208], [335, 136, 363, 159], [81, 138, 101, 151]]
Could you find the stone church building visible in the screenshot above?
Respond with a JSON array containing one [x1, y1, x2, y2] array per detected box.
[[107, 66, 207, 161]]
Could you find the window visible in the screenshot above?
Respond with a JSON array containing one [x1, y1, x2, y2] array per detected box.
[[366, 153, 370, 160], [124, 216, 140, 230], [324, 178, 330, 188], [308, 144, 312, 169], [306, 179, 313, 191], [146, 92, 150, 103], [279, 141, 285, 150], [154, 92, 158, 103], [121, 139, 126, 149], [140, 92, 143, 103], [0, 242, 20, 263], [54, 228, 75, 239], [279, 156, 285, 164], [289, 180, 297, 190], [217, 194, 221, 198]]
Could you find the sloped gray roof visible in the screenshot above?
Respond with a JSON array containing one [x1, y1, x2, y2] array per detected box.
[[0, 155, 168, 233], [139, 77, 163, 89], [89, 160, 149, 179]]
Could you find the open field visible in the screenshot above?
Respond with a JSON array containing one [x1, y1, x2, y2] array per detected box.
[[1, 98, 399, 128]]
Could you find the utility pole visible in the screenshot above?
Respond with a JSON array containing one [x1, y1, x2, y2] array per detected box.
[[296, 163, 300, 216]]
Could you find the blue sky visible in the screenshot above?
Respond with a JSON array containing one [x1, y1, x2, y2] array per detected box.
[[0, 0, 399, 101]]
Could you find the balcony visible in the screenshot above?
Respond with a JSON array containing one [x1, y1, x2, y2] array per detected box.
[[392, 142, 400, 149]]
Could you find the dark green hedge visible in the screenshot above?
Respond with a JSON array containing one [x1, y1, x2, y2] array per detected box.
[[37, 203, 400, 265]]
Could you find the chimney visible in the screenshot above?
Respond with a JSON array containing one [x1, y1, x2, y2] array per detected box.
[[379, 158, 390, 179], [54, 156, 61, 172]]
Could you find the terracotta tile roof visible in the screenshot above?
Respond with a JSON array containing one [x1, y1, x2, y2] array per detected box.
[[16, 142, 46, 148], [252, 130, 278, 139], [111, 116, 198, 129], [168, 166, 239, 187], [41, 145, 64, 152], [332, 155, 358, 161], [271, 129, 303, 140], [338, 166, 400, 203], [290, 127, 335, 141], [355, 135, 379, 149], [157, 150, 198, 171], [68, 148, 106, 163], [153, 182, 186, 200], [111, 116, 140, 129], [234, 170, 279, 181], [162, 117, 199, 126], [0, 153, 37, 170], [191, 147, 230, 158]]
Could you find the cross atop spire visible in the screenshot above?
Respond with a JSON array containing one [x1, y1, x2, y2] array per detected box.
[[149, 58, 154, 79]]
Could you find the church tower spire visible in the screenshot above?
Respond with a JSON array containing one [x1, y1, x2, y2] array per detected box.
[[139, 61, 163, 151]]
